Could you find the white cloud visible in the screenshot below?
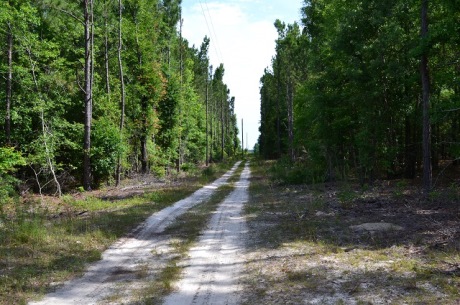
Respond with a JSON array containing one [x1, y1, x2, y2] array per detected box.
[[182, 0, 301, 149]]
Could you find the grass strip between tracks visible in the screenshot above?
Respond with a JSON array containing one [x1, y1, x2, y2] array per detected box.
[[127, 161, 247, 304]]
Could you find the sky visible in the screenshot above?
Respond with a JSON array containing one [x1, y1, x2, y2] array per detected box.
[[181, 0, 302, 150]]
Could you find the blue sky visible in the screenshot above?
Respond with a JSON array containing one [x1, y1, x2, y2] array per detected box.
[[181, 0, 302, 149]]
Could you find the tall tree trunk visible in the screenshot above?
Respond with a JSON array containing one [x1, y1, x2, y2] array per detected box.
[[221, 94, 224, 161], [140, 107, 148, 174], [432, 123, 439, 171], [140, 137, 148, 173], [116, 0, 125, 186], [453, 89, 459, 166], [421, 0, 432, 193], [104, 0, 111, 98], [276, 59, 281, 158], [404, 115, 416, 179], [5, 23, 12, 145], [134, 19, 148, 174], [287, 74, 294, 162], [83, 0, 93, 191], [177, 17, 183, 172]]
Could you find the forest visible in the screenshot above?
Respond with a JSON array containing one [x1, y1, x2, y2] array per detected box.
[[258, 0, 460, 192], [1, 0, 241, 199], [1, 1, 460, 303]]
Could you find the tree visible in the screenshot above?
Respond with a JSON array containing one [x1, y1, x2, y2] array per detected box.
[[0, 0, 241, 199], [5, 16, 12, 145], [258, 0, 459, 189], [0, 147, 25, 203], [83, 0, 94, 190], [116, 0, 125, 186], [420, 0, 431, 193]]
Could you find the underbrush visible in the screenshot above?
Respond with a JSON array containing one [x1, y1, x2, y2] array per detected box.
[[269, 157, 325, 185], [0, 186, 194, 305], [199, 156, 243, 183]]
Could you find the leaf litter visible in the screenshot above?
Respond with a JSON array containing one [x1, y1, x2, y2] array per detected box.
[[239, 161, 460, 305]]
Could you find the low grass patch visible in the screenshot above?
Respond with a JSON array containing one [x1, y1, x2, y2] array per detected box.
[[0, 161, 240, 305], [0, 187, 194, 305]]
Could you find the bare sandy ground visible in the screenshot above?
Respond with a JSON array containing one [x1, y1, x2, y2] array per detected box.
[[29, 161, 242, 305], [162, 162, 250, 305]]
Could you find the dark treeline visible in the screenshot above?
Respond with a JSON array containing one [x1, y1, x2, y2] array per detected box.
[[258, 0, 460, 190], [1, 0, 240, 196]]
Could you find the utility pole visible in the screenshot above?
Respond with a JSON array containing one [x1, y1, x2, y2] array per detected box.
[[209, 65, 213, 163], [241, 118, 244, 158], [205, 68, 209, 166], [177, 16, 184, 172], [221, 89, 224, 161]]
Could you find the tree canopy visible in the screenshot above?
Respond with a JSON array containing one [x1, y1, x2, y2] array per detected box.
[[1, 0, 240, 193], [258, 0, 460, 187]]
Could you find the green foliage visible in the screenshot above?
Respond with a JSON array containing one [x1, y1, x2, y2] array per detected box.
[[270, 157, 325, 185], [259, 0, 460, 186], [201, 165, 215, 178], [0, 175, 21, 206], [0, 148, 26, 204], [0, 147, 26, 174], [0, 0, 240, 191], [91, 118, 123, 185]]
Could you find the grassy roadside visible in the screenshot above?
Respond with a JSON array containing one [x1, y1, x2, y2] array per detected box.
[[242, 158, 460, 305], [114, 160, 247, 304], [0, 159, 240, 305]]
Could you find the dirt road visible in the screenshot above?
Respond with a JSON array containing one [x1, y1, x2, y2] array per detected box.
[[29, 161, 244, 305], [163, 162, 250, 305]]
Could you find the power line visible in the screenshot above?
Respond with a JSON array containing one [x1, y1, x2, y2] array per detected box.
[[203, 0, 224, 63], [198, 0, 224, 65]]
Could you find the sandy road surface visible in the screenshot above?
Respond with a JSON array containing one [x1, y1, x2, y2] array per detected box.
[[29, 162, 241, 305], [163, 162, 250, 305]]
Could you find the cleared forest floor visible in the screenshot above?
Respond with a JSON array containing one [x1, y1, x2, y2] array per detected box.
[[240, 159, 460, 304]]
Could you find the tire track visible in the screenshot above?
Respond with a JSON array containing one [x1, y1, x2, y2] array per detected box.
[[163, 162, 250, 305]]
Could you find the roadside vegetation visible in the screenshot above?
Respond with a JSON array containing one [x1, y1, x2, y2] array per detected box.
[[258, 0, 459, 195], [0, 159, 239, 305], [1, 1, 241, 194], [242, 158, 460, 305]]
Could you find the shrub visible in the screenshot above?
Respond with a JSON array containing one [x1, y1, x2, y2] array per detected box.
[[270, 157, 325, 185], [0, 147, 26, 205], [91, 118, 124, 186]]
